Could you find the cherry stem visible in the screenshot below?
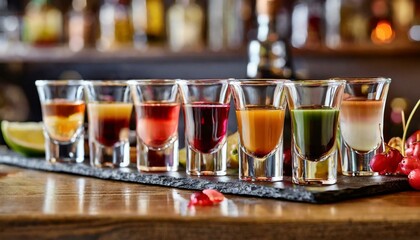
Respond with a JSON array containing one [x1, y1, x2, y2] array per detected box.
[[402, 99, 420, 156], [401, 110, 406, 133]]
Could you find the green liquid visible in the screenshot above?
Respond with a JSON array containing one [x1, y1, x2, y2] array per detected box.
[[291, 106, 339, 161]]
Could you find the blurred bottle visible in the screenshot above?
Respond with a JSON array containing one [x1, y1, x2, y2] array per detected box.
[[131, 0, 166, 49], [369, 0, 395, 44], [339, 0, 369, 46], [408, 0, 420, 42], [207, 0, 251, 51], [291, 0, 324, 49], [0, 0, 20, 52], [68, 0, 95, 52], [247, 0, 295, 79], [324, 0, 341, 48], [22, 0, 63, 46], [97, 0, 133, 51], [392, 0, 415, 44], [167, 0, 204, 51]]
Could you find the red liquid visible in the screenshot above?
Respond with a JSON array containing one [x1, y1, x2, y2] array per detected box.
[[136, 102, 180, 148], [184, 103, 230, 153], [88, 103, 132, 146]]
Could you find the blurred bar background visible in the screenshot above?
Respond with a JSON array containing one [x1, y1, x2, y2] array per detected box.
[[0, 0, 419, 143]]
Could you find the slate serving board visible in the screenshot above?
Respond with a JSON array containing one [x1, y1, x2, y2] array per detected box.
[[0, 149, 410, 204]]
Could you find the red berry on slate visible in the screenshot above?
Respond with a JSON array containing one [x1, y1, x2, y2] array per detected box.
[[408, 169, 420, 190], [397, 156, 420, 176], [411, 142, 420, 159], [405, 130, 420, 149], [370, 153, 389, 174], [387, 147, 404, 173], [202, 189, 225, 203], [189, 192, 213, 207]]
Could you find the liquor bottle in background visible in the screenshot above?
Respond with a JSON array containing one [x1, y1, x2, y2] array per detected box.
[[369, 0, 395, 44], [22, 0, 63, 46], [131, 0, 166, 49], [339, 0, 369, 46], [0, 0, 20, 52], [291, 0, 324, 49], [167, 0, 204, 51], [97, 0, 133, 51], [207, 0, 251, 51], [247, 0, 295, 79], [392, 0, 415, 44], [68, 0, 95, 52]]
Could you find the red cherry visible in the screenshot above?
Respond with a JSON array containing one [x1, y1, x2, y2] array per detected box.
[[407, 142, 420, 159], [405, 130, 420, 149], [386, 147, 403, 173], [408, 169, 420, 190], [203, 189, 225, 203], [370, 153, 389, 174], [397, 156, 420, 176], [189, 192, 213, 207]]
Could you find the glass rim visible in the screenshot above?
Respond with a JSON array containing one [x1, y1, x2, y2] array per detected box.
[[176, 79, 229, 85], [229, 79, 290, 85], [330, 77, 391, 84], [35, 80, 85, 86], [284, 80, 346, 86], [83, 80, 130, 86], [127, 79, 177, 85]]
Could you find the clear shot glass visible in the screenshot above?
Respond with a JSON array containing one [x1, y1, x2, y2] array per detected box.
[[337, 77, 391, 176], [177, 79, 231, 176], [285, 80, 345, 185], [230, 79, 288, 181], [84, 80, 133, 168], [35, 80, 85, 163], [129, 79, 180, 172]]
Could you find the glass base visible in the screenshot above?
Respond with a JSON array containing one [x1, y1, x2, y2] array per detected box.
[[342, 171, 379, 177], [341, 140, 382, 176], [186, 141, 227, 176], [292, 146, 337, 185], [45, 134, 84, 164], [137, 137, 179, 172], [89, 140, 130, 168], [239, 143, 283, 182]]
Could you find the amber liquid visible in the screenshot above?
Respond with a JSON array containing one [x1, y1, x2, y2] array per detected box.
[[88, 103, 133, 146], [42, 99, 85, 142], [236, 106, 285, 158]]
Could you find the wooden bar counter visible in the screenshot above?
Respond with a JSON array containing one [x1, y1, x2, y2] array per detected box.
[[1, 164, 420, 240]]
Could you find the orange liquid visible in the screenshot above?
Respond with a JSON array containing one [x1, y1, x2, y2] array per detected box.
[[42, 99, 85, 142], [236, 106, 285, 158]]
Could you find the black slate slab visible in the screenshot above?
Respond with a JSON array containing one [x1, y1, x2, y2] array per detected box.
[[0, 149, 410, 204]]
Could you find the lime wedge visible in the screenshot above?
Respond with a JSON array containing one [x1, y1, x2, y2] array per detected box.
[[1, 121, 45, 157]]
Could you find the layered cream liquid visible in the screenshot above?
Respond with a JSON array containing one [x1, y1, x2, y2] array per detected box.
[[340, 99, 384, 152]]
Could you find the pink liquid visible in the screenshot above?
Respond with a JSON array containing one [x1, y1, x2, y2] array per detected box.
[[136, 102, 180, 148], [184, 103, 230, 153]]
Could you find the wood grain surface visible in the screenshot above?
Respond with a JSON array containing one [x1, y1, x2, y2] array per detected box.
[[1, 164, 420, 240]]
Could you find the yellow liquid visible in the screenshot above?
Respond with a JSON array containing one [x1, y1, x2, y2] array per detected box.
[[236, 107, 285, 158]]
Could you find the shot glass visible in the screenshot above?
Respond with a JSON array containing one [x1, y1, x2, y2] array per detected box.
[[177, 79, 231, 176], [230, 79, 287, 181], [285, 80, 345, 185], [337, 78, 391, 176], [35, 80, 85, 163], [129, 79, 180, 172], [84, 80, 133, 168]]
